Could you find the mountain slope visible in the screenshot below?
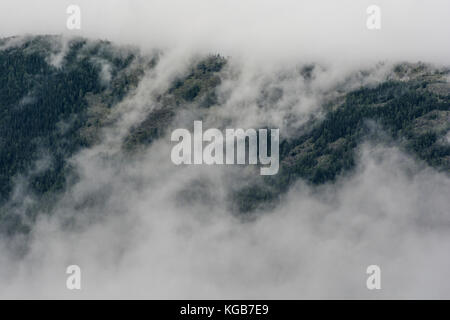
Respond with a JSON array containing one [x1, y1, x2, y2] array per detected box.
[[0, 35, 449, 233]]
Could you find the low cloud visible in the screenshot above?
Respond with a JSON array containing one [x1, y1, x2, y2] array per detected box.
[[0, 0, 449, 65], [1, 139, 450, 298], [0, 1, 449, 299]]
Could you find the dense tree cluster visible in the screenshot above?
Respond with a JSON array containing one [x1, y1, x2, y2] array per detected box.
[[235, 79, 450, 212], [0, 36, 145, 233]]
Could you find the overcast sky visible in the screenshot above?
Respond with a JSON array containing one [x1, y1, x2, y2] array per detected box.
[[1, 0, 450, 64]]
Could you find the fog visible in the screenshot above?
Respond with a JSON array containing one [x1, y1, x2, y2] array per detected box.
[[0, 0, 450, 298], [1, 0, 450, 64], [2, 136, 450, 298]]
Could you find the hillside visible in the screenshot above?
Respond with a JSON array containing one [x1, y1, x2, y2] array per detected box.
[[0, 35, 449, 233]]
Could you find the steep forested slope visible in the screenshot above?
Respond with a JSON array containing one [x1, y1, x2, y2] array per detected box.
[[0, 36, 152, 233], [235, 74, 450, 212], [0, 35, 449, 232]]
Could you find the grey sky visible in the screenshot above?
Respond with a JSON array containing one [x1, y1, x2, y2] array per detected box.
[[1, 0, 449, 64]]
